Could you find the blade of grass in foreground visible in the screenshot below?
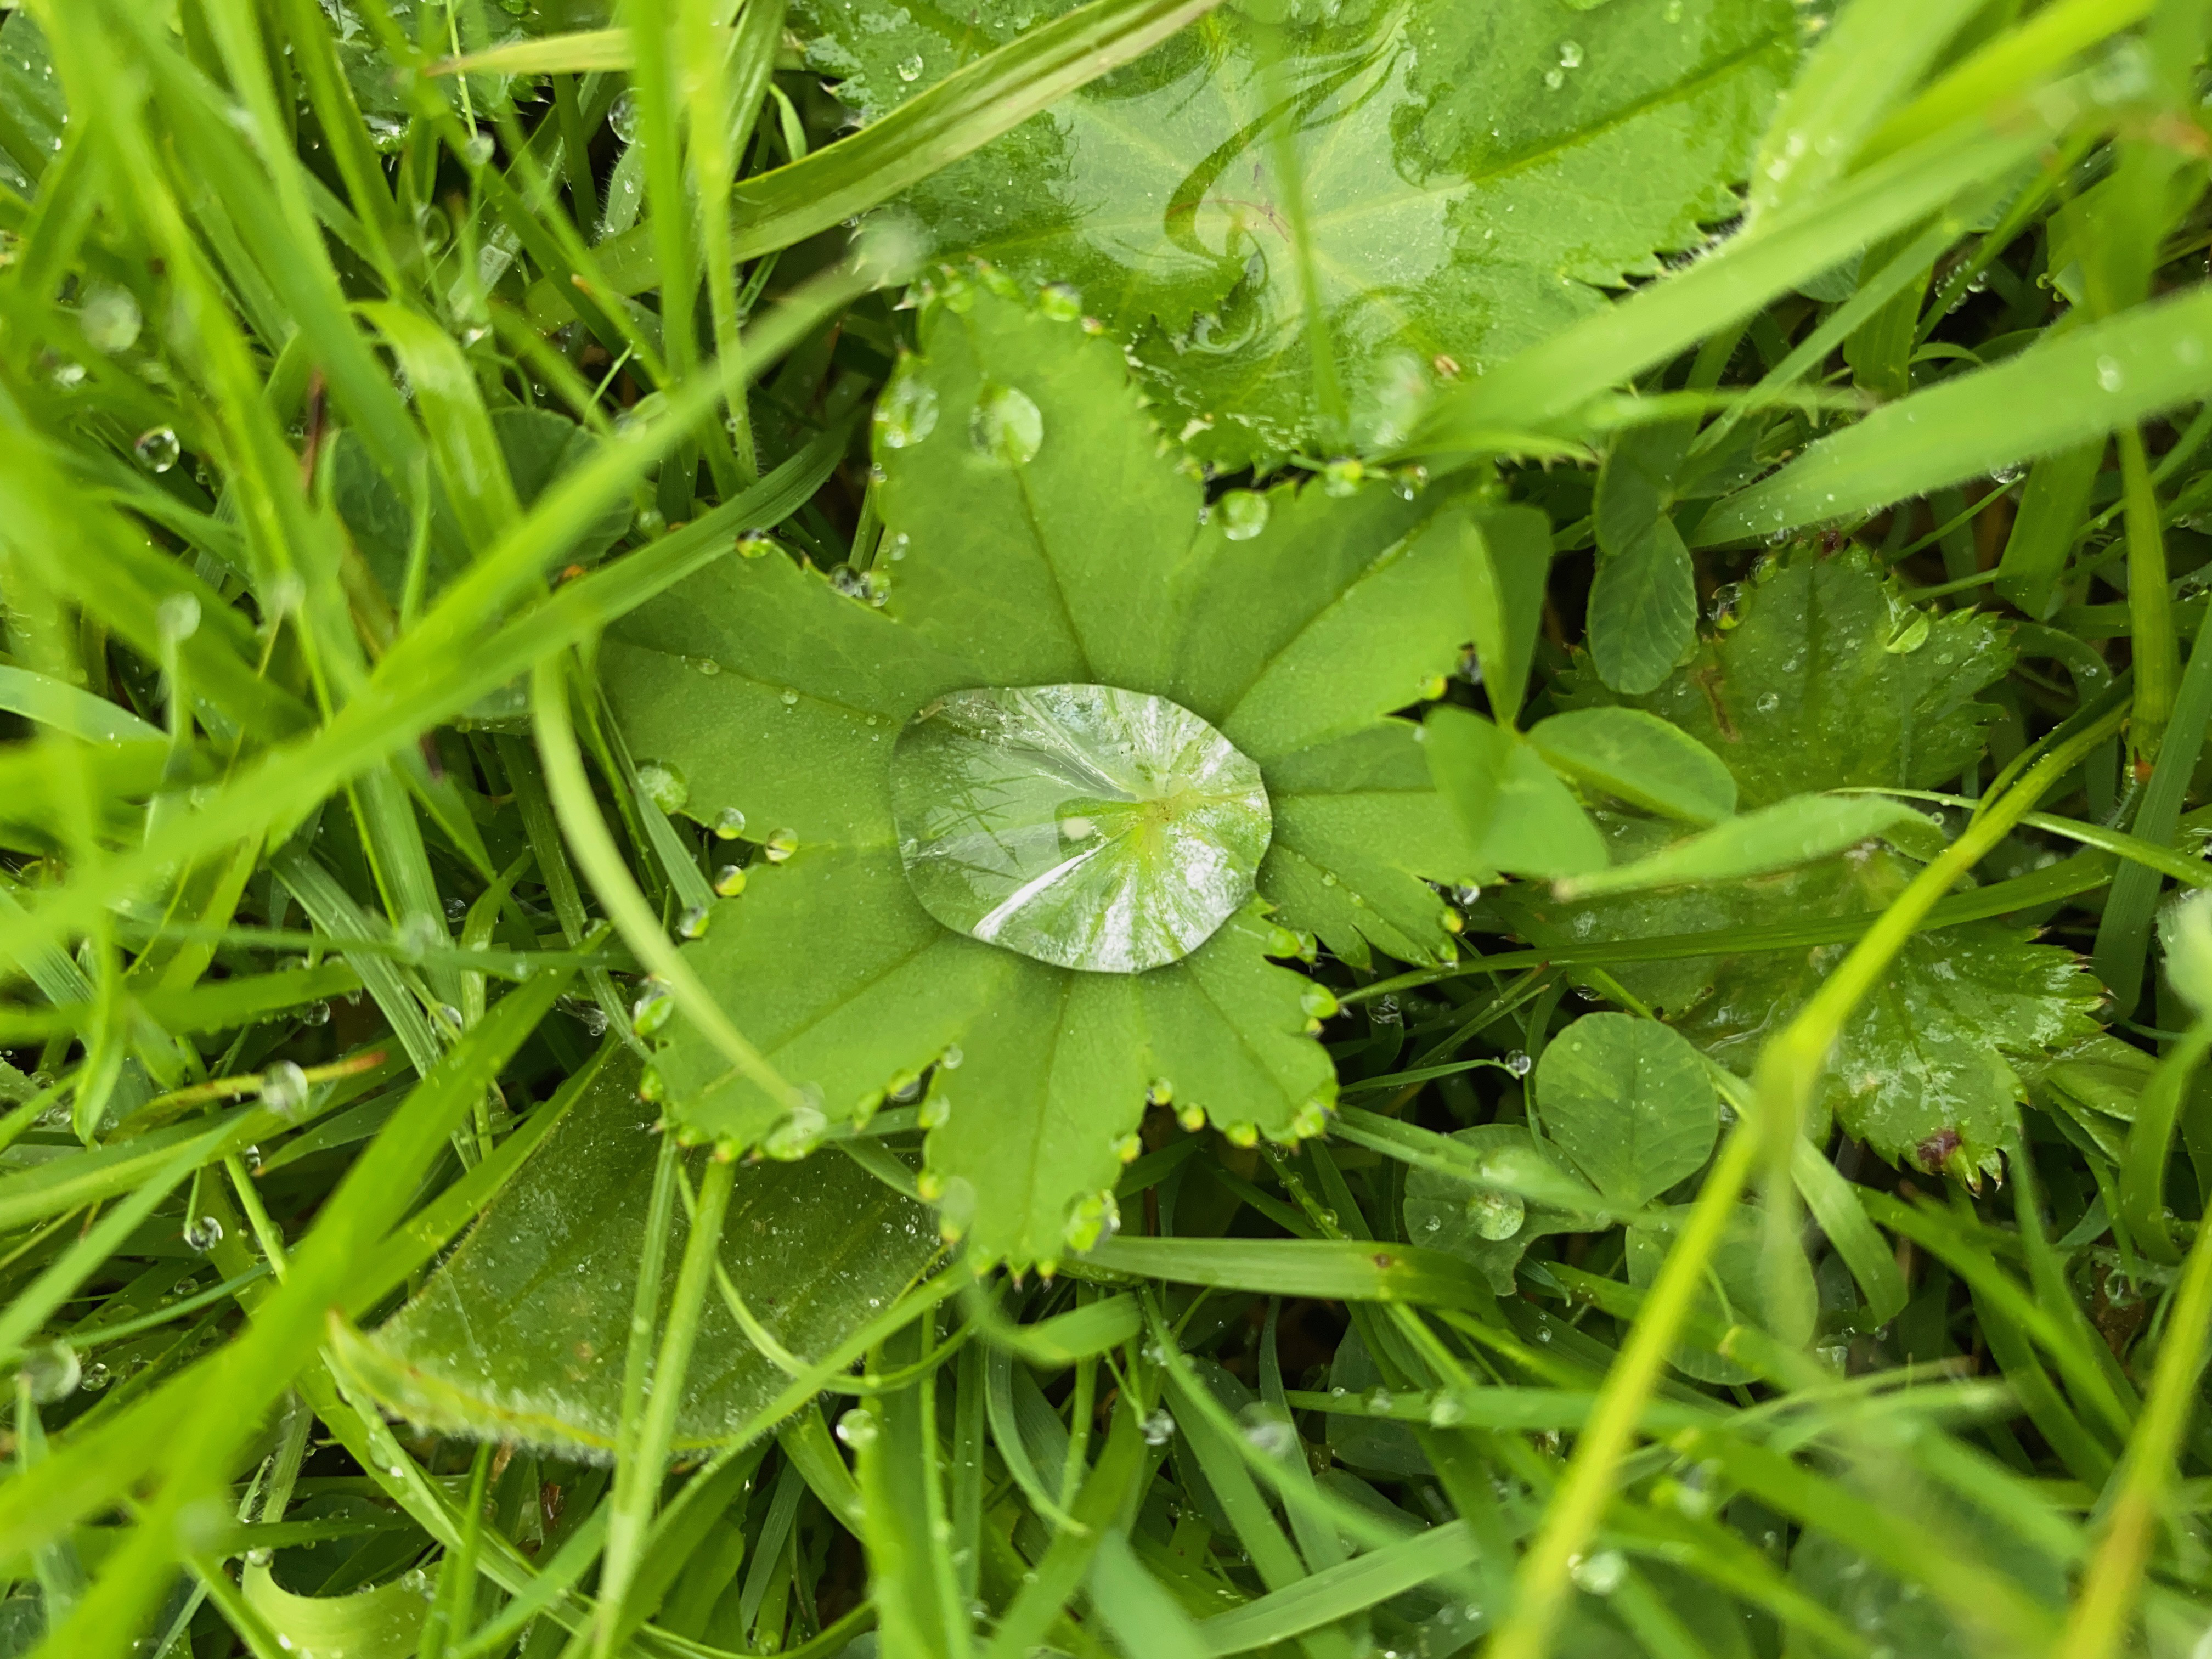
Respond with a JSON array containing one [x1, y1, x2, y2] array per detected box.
[[1694, 286, 2212, 545]]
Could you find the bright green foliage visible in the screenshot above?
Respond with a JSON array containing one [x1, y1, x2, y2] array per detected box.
[[1502, 551, 2102, 1177], [798, 0, 1798, 465], [604, 279, 1486, 1265], [1525, 708, 1736, 824], [1567, 545, 2016, 806], [1505, 816, 2103, 1178], [1535, 1013, 1717, 1208], [351, 1061, 939, 1457]]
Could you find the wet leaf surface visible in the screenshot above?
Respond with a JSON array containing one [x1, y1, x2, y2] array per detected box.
[[355, 1059, 939, 1457]]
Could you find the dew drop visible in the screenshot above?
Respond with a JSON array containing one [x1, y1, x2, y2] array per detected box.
[[82, 287, 142, 353], [874, 360, 940, 448], [1558, 39, 1584, 67], [969, 382, 1043, 466], [636, 760, 689, 814], [1218, 489, 1270, 540], [714, 864, 747, 897], [259, 1060, 311, 1118], [183, 1215, 224, 1252], [609, 89, 641, 143], [22, 1342, 79, 1403], [1141, 1409, 1176, 1445], [763, 828, 799, 863], [2095, 354, 2125, 393], [1467, 1188, 1526, 1241], [835, 1407, 879, 1448], [714, 805, 748, 839], [895, 52, 924, 82], [631, 980, 676, 1039]]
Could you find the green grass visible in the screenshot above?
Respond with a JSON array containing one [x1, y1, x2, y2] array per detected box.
[[2, 0, 2211, 1656]]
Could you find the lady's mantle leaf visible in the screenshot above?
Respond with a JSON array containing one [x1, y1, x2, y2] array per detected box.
[[348, 1058, 939, 1458], [890, 683, 1271, 973], [802, 0, 1797, 467], [607, 284, 1475, 1264]]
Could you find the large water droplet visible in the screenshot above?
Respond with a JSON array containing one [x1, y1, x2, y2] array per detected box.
[[895, 53, 924, 82], [889, 685, 1271, 973], [22, 1342, 80, 1403], [259, 1060, 311, 1118], [969, 382, 1043, 466]]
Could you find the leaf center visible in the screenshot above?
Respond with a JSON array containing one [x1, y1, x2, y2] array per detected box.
[[889, 684, 1272, 974]]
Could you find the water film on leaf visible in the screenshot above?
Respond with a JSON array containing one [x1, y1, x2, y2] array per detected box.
[[891, 684, 1272, 973]]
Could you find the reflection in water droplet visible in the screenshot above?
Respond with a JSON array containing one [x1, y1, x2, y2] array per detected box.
[[890, 685, 1271, 973], [969, 382, 1044, 465], [183, 1215, 224, 1252], [714, 864, 747, 897], [1558, 40, 1584, 67], [1218, 489, 1269, 540], [136, 426, 181, 473], [876, 360, 940, 447], [714, 805, 748, 839], [764, 828, 799, 863], [609, 90, 641, 143], [835, 1407, 879, 1448], [895, 53, 924, 82]]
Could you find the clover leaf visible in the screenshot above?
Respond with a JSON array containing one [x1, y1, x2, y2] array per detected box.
[[603, 273, 1493, 1267], [1500, 550, 2103, 1180], [795, 0, 1798, 467]]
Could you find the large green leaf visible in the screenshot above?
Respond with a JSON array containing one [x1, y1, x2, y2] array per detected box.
[[608, 283, 1472, 1263], [349, 1058, 940, 1457], [802, 0, 1796, 466], [1562, 544, 2015, 807]]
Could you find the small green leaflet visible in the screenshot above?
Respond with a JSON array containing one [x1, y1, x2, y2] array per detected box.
[[603, 276, 1490, 1267], [1536, 1013, 1717, 1208], [798, 0, 1797, 467], [347, 1059, 940, 1457]]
